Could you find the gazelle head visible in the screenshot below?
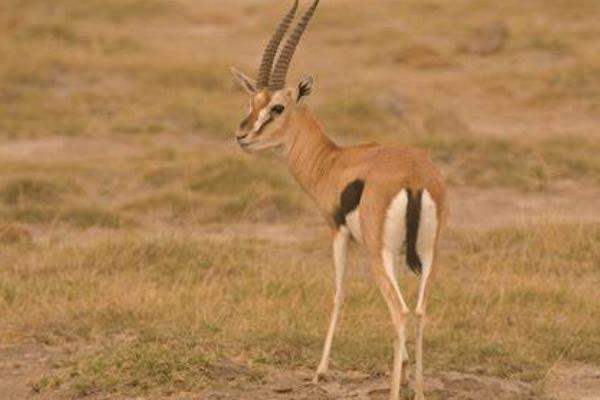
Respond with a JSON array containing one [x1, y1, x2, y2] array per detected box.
[[231, 0, 319, 152]]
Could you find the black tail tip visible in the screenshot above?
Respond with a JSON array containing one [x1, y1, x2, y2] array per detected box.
[[406, 256, 422, 276], [405, 188, 423, 276]]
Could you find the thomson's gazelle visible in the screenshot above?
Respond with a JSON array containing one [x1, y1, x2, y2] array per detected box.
[[230, 1, 448, 399]]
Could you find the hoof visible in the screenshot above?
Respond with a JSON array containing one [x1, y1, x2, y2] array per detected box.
[[413, 392, 425, 400], [311, 369, 332, 384], [398, 386, 415, 400], [401, 372, 410, 387], [401, 361, 410, 387]]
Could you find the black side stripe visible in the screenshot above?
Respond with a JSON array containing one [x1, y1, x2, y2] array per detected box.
[[333, 179, 364, 227], [405, 188, 423, 275]]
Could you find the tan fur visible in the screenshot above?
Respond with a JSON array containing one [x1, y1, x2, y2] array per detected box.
[[230, 3, 447, 398], [233, 89, 447, 399], [291, 110, 446, 400], [284, 108, 448, 238], [233, 45, 447, 400]]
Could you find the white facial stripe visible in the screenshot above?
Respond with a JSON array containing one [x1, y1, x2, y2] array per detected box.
[[252, 93, 287, 134], [253, 107, 272, 133]]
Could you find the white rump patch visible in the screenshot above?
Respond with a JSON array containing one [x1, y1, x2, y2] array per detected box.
[[345, 209, 363, 244], [382, 189, 410, 313], [416, 190, 437, 272], [415, 189, 438, 315], [383, 190, 409, 254]]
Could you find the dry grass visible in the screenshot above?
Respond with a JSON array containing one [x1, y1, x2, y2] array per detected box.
[[1, 224, 599, 396], [1, 0, 599, 398]]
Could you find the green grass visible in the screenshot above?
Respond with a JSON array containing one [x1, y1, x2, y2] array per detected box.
[[67, 338, 213, 396], [42, 335, 266, 397]]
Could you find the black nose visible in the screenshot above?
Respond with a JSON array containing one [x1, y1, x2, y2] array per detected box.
[[237, 133, 248, 142]]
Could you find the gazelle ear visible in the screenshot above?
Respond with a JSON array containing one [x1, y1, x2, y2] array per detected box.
[[230, 67, 257, 94], [296, 75, 314, 103]]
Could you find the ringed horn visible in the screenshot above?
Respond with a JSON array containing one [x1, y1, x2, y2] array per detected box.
[[255, 0, 299, 89], [269, 0, 320, 91]]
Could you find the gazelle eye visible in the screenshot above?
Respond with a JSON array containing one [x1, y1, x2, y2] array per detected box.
[[271, 104, 285, 115]]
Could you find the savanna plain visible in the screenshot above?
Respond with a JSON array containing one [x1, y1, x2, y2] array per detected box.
[[1, 0, 599, 399]]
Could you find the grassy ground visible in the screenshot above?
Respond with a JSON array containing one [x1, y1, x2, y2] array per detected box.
[[1, 0, 599, 399], [2, 225, 600, 397]]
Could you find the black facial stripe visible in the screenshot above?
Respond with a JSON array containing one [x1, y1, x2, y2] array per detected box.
[[239, 115, 252, 130], [333, 179, 365, 227], [405, 188, 423, 276]]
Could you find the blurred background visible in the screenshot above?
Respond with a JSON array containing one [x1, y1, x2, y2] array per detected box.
[[0, 1, 599, 399]]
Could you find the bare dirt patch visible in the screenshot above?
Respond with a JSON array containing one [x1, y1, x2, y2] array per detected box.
[[450, 182, 600, 229], [0, 137, 140, 162], [200, 369, 538, 400], [0, 342, 59, 400], [0, 342, 540, 400], [544, 363, 600, 400]]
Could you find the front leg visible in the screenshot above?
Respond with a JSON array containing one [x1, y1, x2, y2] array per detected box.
[[313, 227, 349, 382]]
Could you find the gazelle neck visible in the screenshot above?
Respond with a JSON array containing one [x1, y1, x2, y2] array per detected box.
[[285, 107, 340, 203]]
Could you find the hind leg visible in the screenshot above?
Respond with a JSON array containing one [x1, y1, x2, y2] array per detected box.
[[413, 190, 439, 400], [378, 189, 412, 389], [414, 263, 432, 400], [375, 253, 410, 400], [385, 251, 410, 387]]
